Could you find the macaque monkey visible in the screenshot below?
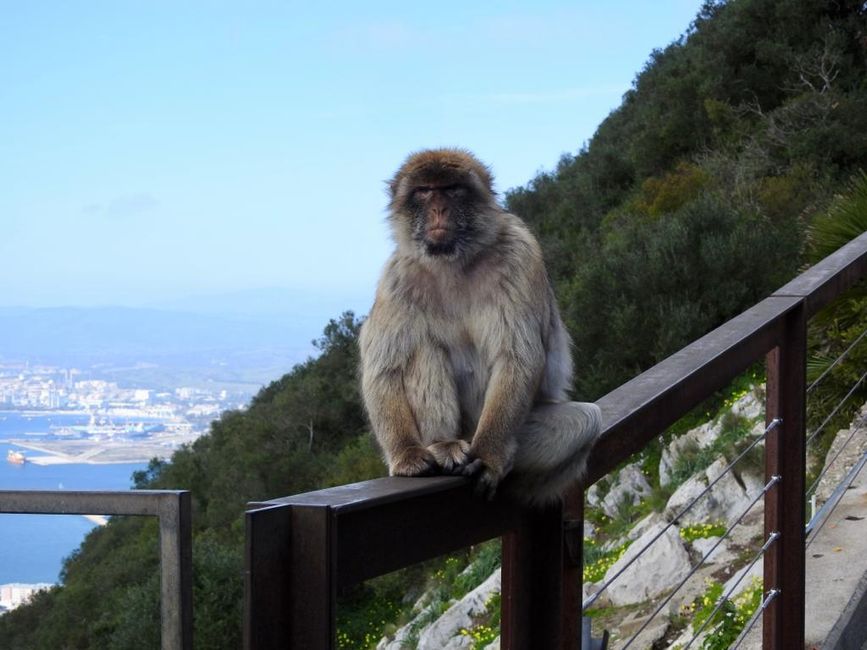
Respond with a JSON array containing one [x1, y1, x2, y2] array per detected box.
[[359, 148, 601, 504]]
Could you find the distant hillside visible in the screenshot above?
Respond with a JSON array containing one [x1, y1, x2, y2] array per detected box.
[[0, 305, 314, 390]]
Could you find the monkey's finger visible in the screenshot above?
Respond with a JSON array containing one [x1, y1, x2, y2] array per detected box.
[[461, 458, 484, 477], [474, 471, 499, 501]]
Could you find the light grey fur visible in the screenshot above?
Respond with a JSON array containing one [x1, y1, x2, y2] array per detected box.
[[360, 149, 602, 504]]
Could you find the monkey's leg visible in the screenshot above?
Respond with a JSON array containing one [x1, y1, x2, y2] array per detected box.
[[506, 401, 602, 505], [403, 345, 466, 472]]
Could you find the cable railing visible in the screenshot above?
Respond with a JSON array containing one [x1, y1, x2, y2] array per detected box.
[[731, 589, 780, 650], [582, 418, 781, 612], [244, 230, 867, 649], [620, 476, 780, 649], [806, 447, 867, 546], [806, 327, 867, 394], [684, 532, 780, 650], [582, 318, 866, 646], [805, 352, 867, 447], [580, 284, 866, 647]]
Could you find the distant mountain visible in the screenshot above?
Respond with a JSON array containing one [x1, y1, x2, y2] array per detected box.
[[0, 288, 374, 390], [0, 305, 316, 370], [148, 286, 372, 322]]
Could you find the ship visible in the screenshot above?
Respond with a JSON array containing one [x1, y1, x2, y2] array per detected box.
[[7, 449, 25, 465]]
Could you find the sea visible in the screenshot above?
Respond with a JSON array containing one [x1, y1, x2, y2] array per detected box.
[[0, 412, 146, 585]]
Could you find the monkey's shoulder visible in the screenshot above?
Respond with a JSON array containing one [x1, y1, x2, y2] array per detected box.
[[489, 214, 546, 270]]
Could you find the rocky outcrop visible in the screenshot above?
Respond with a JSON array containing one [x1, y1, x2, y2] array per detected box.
[[665, 456, 763, 526], [594, 463, 653, 518], [378, 570, 501, 650], [659, 390, 764, 486], [604, 522, 692, 607]]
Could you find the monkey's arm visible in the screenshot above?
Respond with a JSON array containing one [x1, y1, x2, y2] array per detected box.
[[360, 301, 439, 477], [362, 367, 438, 476], [466, 350, 544, 498]]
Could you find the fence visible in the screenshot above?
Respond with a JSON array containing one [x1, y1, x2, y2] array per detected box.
[[246, 229, 867, 649], [0, 489, 193, 650]]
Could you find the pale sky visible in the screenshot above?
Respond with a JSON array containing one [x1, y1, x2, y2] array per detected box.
[[1, 1, 704, 310]]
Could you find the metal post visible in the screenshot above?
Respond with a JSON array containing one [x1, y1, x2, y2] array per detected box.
[[763, 302, 807, 649], [501, 501, 567, 649], [159, 491, 193, 650], [563, 488, 583, 650]]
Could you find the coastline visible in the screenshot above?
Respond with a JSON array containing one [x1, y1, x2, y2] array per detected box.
[[7, 440, 168, 466]]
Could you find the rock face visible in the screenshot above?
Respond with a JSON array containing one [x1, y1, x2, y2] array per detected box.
[[659, 421, 719, 487], [416, 570, 500, 650], [603, 522, 692, 607], [600, 463, 653, 518], [665, 456, 763, 526], [378, 569, 501, 650], [659, 389, 764, 486]]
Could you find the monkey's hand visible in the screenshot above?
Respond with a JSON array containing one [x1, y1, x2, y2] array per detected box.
[[426, 440, 471, 474], [463, 439, 516, 500], [390, 445, 439, 477]]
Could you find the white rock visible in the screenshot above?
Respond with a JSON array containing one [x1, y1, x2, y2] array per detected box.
[[582, 581, 610, 607], [627, 512, 667, 542], [601, 463, 652, 518], [691, 536, 736, 564], [377, 603, 436, 650], [604, 522, 692, 607], [610, 607, 671, 649], [583, 520, 596, 539], [730, 390, 763, 422], [416, 569, 501, 650], [587, 483, 602, 507], [665, 457, 756, 526], [659, 421, 719, 486], [483, 638, 500, 650]]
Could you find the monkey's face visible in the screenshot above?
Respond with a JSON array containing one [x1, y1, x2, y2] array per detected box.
[[388, 149, 499, 260], [406, 182, 481, 257]]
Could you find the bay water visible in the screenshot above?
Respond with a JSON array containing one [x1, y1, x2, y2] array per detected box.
[[0, 412, 146, 584]]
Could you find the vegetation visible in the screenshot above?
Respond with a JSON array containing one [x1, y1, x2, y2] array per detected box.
[[804, 171, 867, 471], [676, 577, 764, 650], [2, 0, 866, 647]]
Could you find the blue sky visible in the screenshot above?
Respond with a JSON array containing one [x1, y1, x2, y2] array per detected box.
[[1, 1, 704, 311]]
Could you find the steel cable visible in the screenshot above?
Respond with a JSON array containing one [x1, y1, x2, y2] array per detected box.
[[806, 384, 867, 498], [807, 327, 867, 394], [681, 532, 779, 650], [620, 475, 780, 650], [582, 418, 781, 611], [806, 448, 867, 548], [730, 589, 780, 649], [805, 366, 867, 447]]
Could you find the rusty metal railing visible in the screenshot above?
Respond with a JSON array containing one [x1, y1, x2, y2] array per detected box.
[[0, 489, 193, 649], [244, 230, 867, 650]]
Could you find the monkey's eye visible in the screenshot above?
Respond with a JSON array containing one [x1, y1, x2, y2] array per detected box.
[[413, 187, 433, 199], [445, 185, 467, 198]]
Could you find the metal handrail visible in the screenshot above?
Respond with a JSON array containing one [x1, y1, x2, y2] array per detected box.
[[0, 489, 192, 650], [243, 230, 867, 649]]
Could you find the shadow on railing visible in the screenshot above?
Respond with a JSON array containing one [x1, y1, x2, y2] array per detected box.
[[244, 231, 867, 650], [0, 489, 192, 649]]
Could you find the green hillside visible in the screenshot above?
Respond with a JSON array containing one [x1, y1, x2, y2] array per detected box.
[[2, 0, 866, 647]]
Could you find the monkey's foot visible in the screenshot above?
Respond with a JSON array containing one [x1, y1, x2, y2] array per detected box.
[[472, 466, 502, 501], [461, 458, 504, 500], [390, 446, 439, 477], [426, 440, 471, 474]]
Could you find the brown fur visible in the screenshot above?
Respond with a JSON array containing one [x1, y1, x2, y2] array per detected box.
[[360, 149, 601, 504]]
